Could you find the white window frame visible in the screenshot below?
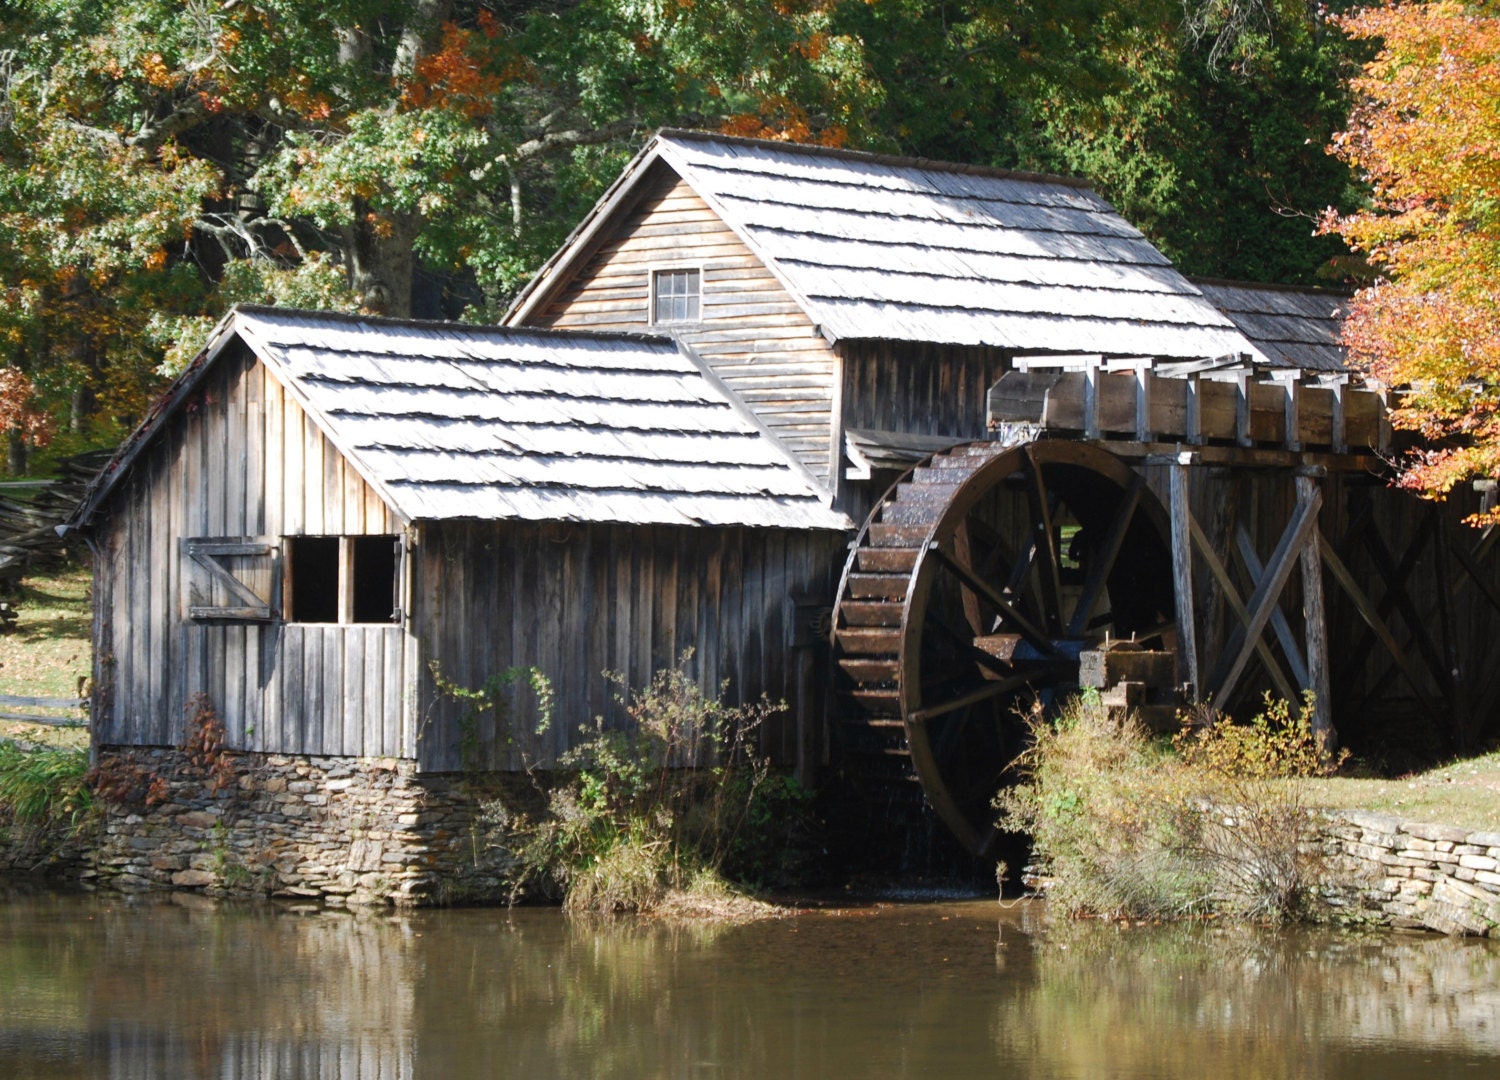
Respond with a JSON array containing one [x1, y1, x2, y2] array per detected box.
[[649, 265, 705, 326]]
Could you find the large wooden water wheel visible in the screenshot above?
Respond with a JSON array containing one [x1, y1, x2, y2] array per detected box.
[[832, 439, 1176, 856]]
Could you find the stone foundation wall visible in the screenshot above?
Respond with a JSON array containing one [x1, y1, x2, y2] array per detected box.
[[0, 818, 97, 879], [1317, 810, 1500, 936], [85, 746, 540, 906], [51, 747, 1500, 932]]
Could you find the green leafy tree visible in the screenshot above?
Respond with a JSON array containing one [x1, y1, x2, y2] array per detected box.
[[0, 0, 879, 468], [1, 0, 1360, 470]]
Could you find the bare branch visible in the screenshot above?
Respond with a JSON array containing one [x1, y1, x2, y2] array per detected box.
[[127, 96, 210, 150], [513, 118, 642, 160]]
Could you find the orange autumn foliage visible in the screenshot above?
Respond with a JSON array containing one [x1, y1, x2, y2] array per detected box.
[[402, 18, 520, 118], [1321, 2, 1500, 520]]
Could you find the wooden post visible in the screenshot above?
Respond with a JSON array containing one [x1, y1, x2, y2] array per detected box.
[[1135, 367, 1153, 443], [1433, 512, 1469, 751], [1185, 373, 1203, 446], [1207, 490, 1323, 708], [1170, 457, 1200, 701], [1234, 371, 1252, 448], [1329, 376, 1347, 454], [1295, 473, 1333, 746], [1083, 365, 1100, 440], [1273, 372, 1302, 452]]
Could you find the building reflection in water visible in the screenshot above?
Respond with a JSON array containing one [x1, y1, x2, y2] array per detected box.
[[3, 889, 1500, 1079]]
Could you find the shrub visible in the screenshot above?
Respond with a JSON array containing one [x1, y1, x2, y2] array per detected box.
[[996, 692, 1339, 923], [499, 652, 806, 915], [1174, 692, 1348, 780]]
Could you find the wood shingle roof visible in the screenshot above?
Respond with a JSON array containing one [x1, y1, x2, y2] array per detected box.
[[1193, 280, 1350, 373], [74, 307, 850, 532], [510, 130, 1274, 363]]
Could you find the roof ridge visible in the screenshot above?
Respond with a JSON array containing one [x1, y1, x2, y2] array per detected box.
[[655, 128, 1097, 190], [231, 304, 678, 346], [1190, 277, 1355, 299]]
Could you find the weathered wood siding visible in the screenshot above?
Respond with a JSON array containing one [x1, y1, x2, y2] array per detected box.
[[836, 339, 1011, 523], [92, 344, 414, 755], [413, 520, 843, 773], [839, 340, 1010, 440], [533, 163, 840, 482]]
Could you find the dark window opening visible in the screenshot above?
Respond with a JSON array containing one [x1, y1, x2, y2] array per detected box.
[[284, 534, 401, 625], [652, 268, 700, 324], [352, 536, 399, 624], [287, 536, 340, 623]]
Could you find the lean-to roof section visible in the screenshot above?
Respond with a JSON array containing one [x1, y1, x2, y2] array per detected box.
[[639, 131, 1265, 360], [1193, 280, 1351, 373], [73, 306, 850, 532]]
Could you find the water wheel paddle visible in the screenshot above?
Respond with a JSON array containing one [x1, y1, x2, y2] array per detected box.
[[832, 439, 1176, 856]]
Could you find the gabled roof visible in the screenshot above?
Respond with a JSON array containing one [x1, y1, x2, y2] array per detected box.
[[72, 307, 850, 532], [1193, 280, 1351, 373], [508, 130, 1267, 362]]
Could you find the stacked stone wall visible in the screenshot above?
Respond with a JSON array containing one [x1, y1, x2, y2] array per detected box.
[[82, 746, 539, 906], [16, 746, 1500, 930], [1316, 810, 1500, 936]]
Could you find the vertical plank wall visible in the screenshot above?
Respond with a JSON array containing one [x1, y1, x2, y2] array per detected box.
[[839, 340, 1010, 441], [532, 162, 842, 483], [413, 521, 845, 773], [93, 345, 413, 756]]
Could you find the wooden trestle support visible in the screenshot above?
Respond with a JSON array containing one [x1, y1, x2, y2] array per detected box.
[[832, 361, 1500, 857]]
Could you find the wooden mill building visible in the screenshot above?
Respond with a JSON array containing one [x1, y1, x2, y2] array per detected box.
[[506, 130, 1315, 511], [69, 309, 848, 775], [73, 130, 1500, 874]]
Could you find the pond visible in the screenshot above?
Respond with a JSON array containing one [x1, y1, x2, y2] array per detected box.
[[3, 888, 1500, 1079]]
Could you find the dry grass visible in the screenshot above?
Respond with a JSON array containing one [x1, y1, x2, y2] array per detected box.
[[650, 883, 788, 923], [1303, 752, 1500, 833], [0, 564, 91, 750]]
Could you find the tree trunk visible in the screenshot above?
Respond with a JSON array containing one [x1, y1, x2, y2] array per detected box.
[[343, 201, 421, 318], [7, 430, 26, 477]]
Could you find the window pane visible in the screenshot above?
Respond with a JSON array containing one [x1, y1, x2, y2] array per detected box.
[[653, 269, 700, 323]]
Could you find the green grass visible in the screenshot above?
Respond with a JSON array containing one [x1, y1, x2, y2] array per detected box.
[[0, 742, 93, 827], [0, 564, 91, 750], [1303, 752, 1500, 834]]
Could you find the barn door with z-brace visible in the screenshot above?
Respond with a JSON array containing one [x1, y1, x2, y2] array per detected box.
[[182, 537, 282, 621]]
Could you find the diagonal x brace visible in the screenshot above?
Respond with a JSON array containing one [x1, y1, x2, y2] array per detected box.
[[1186, 518, 1301, 706], [1205, 489, 1323, 707]]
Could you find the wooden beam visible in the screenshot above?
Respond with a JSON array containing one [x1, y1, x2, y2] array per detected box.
[[1295, 475, 1334, 744], [1135, 367, 1153, 443], [928, 544, 1060, 658], [1205, 490, 1323, 708], [1318, 533, 1439, 715], [1170, 461, 1200, 700], [1066, 479, 1142, 638], [1082, 367, 1100, 440], [1025, 446, 1066, 637], [1185, 373, 1203, 446], [1362, 517, 1452, 694], [1233, 527, 1311, 690], [1234, 371, 1252, 448], [1447, 531, 1500, 617], [1433, 513, 1469, 750], [1329, 377, 1347, 454]]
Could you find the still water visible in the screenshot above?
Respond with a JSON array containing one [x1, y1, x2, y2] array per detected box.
[[3, 888, 1500, 1079]]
